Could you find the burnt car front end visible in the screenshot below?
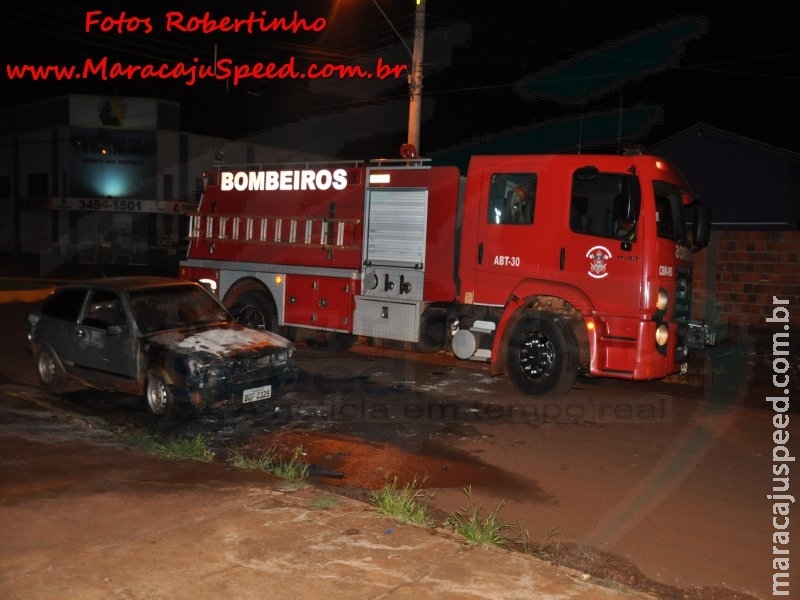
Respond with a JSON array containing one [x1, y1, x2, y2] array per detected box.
[[144, 324, 296, 412]]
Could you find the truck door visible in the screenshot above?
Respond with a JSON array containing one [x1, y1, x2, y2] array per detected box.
[[558, 167, 644, 318], [465, 171, 540, 306]]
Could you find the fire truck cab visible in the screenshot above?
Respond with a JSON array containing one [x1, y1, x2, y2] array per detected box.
[[179, 151, 713, 397]]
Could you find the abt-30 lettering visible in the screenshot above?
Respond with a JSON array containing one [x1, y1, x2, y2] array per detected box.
[[493, 255, 521, 267]]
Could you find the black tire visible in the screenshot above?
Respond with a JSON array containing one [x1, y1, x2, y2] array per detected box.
[[228, 292, 278, 333], [303, 330, 357, 353], [415, 309, 448, 352], [506, 312, 578, 397], [35, 346, 64, 394], [144, 371, 176, 421]]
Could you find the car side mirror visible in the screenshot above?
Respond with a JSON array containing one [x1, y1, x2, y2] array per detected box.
[[107, 324, 125, 336]]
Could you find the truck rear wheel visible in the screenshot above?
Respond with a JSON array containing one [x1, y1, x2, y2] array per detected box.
[[506, 312, 578, 397], [302, 330, 357, 352], [228, 292, 278, 334], [416, 309, 448, 352]]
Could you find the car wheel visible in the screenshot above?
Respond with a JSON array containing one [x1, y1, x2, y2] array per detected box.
[[36, 347, 63, 394], [145, 372, 175, 420], [506, 312, 578, 397]]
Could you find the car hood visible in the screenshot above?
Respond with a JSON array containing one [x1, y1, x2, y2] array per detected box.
[[147, 324, 294, 358]]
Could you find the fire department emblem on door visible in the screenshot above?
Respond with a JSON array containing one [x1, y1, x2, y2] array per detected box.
[[586, 246, 612, 279]]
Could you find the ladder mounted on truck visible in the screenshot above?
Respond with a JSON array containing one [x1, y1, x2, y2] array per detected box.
[[186, 213, 361, 250]]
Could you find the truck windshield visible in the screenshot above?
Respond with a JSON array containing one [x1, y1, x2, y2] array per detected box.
[[652, 181, 687, 242]]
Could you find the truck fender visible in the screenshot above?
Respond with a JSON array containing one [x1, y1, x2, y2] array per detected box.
[[489, 280, 595, 376]]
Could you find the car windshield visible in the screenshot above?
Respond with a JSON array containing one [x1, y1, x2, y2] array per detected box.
[[128, 284, 231, 334]]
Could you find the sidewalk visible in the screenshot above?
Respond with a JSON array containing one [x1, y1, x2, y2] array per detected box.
[[0, 388, 653, 600], [0, 254, 172, 303]]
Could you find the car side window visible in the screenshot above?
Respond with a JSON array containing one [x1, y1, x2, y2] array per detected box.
[[40, 288, 87, 322], [82, 290, 123, 329]]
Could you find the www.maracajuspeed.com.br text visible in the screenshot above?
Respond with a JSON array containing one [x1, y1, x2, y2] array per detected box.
[[6, 56, 408, 87]]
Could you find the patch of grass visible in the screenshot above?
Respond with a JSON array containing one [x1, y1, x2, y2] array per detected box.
[[311, 493, 341, 510], [83, 415, 114, 431], [369, 475, 432, 526], [126, 430, 158, 451], [125, 431, 215, 462], [446, 485, 513, 546], [226, 444, 310, 483], [271, 446, 310, 482], [227, 446, 275, 471], [154, 433, 216, 461], [518, 525, 561, 559]]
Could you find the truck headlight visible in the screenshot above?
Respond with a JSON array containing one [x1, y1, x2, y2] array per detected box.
[[656, 288, 668, 312], [655, 324, 669, 347]]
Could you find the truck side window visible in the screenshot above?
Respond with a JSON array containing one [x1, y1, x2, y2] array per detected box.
[[488, 173, 537, 225]]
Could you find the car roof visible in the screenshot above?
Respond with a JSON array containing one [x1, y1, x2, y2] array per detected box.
[[57, 276, 198, 294]]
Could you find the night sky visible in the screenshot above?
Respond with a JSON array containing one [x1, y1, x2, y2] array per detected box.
[[4, 1, 799, 160]]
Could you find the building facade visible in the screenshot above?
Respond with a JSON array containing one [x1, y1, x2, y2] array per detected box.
[[0, 94, 325, 276]]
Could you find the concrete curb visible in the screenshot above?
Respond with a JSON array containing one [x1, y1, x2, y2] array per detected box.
[[0, 286, 56, 303]]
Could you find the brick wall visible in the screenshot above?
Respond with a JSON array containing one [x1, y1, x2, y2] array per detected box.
[[692, 230, 800, 332]]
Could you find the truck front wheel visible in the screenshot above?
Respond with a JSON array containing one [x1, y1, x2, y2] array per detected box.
[[506, 312, 578, 397]]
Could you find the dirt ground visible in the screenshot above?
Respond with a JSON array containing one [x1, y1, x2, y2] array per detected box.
[[0, 296, 800, 600], [0, 382, 764, 600], [1, 386, 663, 600]]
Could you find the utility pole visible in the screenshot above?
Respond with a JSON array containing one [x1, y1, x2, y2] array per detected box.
[[407, 0, 425, 155], [370, 0, 425, 155]]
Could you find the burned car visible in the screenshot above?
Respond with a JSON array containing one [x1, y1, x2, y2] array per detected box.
[[26, 276, 296, 420]]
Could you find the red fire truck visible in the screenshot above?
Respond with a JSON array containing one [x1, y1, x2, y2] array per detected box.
[[179, 150, 714, 397]]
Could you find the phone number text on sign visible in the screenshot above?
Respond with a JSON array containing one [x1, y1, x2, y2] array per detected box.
[[78, 198, 143, 211]]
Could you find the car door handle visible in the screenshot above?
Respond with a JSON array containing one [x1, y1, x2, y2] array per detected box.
[[477, 242, 483, 265]]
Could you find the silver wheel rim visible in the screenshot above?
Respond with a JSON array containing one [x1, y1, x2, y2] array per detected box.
[[518, 331, 556, 380], [38, 352, 56, 384], [146, 377, 168, 415]]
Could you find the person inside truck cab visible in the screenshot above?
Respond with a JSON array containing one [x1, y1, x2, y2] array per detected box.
[[614, 215, 636, 240], [612, 189, 637, 241], [504, 185, 532, 224]]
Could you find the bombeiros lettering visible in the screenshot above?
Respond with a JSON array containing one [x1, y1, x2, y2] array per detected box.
[[220, 168, 348, 192]]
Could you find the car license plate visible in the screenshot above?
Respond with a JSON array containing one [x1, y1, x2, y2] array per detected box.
[[242, 384, 272, 403]]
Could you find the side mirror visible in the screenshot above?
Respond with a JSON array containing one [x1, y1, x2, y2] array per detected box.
[[693, 204, 711, 250]]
